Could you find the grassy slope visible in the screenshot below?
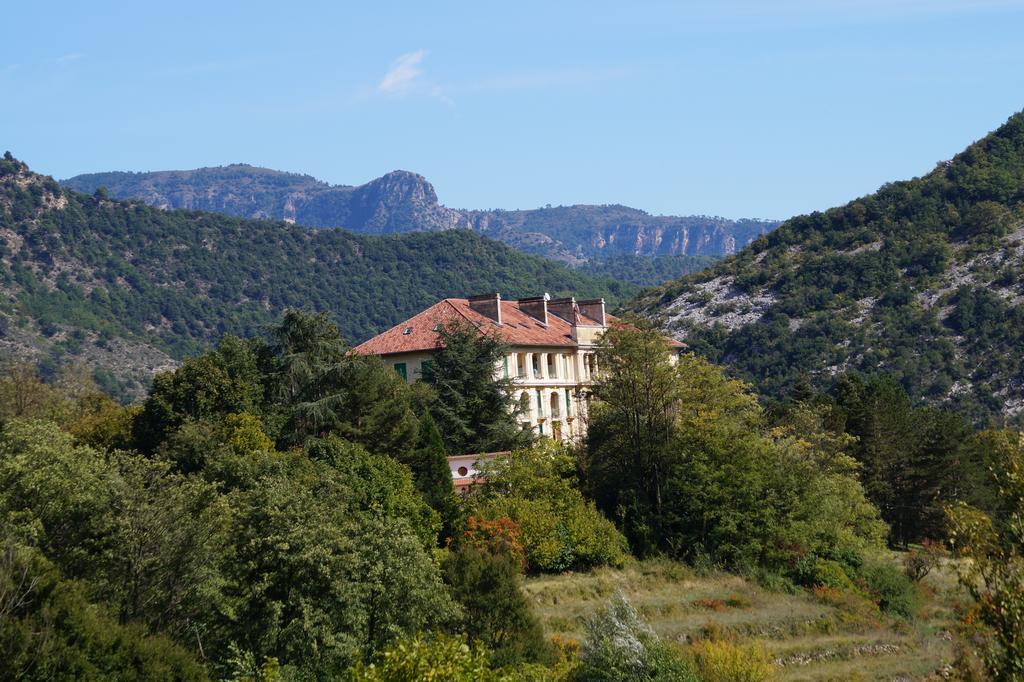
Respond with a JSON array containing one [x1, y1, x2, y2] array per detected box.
[[525, 558, 962, 680]]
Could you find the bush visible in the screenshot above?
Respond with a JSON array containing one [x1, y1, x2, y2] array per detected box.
[[349, 633, 501, 681], [575, 593, 697, 681], [903, 540, 946, 582], [859, 559, 922, 619], [688, 640, 775, 682], [475, 444, 628, 573], [794, 556, 856, 591]]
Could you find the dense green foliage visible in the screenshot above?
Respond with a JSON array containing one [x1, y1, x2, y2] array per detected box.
[[0, 540, 208, 681], [631, 111, 1024, 423], [585, 323, 887, 576], [580, 254, 720, 286], [422, 321, 532, 456], [442, 544, 552, 668], [1, 154, 633, 397], [473, 443, 629, 573]]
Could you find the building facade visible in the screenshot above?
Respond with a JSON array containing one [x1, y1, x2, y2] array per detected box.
[[353, 293, 669, 443]]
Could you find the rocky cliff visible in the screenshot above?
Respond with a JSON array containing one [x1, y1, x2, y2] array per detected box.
[[63, 166, 778, 264]]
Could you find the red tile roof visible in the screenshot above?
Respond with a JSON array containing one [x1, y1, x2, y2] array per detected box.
[[353, 297, 683, 356]]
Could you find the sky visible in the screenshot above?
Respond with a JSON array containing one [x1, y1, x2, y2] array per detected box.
[[2, 1, 1024, 220]]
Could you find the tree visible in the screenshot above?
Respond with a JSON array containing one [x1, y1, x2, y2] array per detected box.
[[408, 413, 461, 542], [833, 373, 980, 546], [221, 439, 455, 676], [0, 539, 208, 681], [946, 430, 1024, 679], [585, 321, 701, 555], [442, 543, 551, 668], [587, 324, 886, 572], [268, 311, 418, 456], [422, 321, 531, 456], [132, 335, 263, 454], [0, 420, 230, 647]]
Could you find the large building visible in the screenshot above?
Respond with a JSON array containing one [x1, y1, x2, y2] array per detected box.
[[353, 292, 682, 443]]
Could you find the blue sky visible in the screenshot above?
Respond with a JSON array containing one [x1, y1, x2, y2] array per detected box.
[[2, 1, 1023, 220]]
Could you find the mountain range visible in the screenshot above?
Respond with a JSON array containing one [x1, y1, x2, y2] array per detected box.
[[61, 166, 779, 266], [630, 111, 1024, 425], [0, 154, 632, 399]]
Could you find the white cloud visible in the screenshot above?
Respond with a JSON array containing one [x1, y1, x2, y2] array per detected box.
[[53, 52, 84, 64], [377, 49, 427, 95]]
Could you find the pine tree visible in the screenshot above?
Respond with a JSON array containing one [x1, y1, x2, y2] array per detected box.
[[410, 413, 461, 542], [422, 321, 531, 456], [442, 544, 551, 668]]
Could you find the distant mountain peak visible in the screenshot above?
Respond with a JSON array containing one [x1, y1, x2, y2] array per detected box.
[[61, 165, 780, 262]]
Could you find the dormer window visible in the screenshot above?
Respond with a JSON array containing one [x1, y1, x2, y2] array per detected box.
[[402, 327, 413, 335]]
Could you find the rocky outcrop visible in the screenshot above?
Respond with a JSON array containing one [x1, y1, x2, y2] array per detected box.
[[62, 166, 779, 263]]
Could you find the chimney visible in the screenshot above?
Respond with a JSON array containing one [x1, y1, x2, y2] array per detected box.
[[517, 293, 550, 326], [577, 298, 606, 326], [548, 297, 577, 323], [468, 293, 502, 325]]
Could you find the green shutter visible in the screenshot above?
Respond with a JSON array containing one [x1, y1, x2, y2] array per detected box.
[[565, 389, 572, 415], [536, 389, 543, 416], [503, 356, 509, 378], [421, 360, 433, 377], [393, 362, 407, 381]]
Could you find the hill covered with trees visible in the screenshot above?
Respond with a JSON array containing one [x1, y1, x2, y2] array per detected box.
[[629, 110, 1024, 425], [61, 165, 778, 266], [1, 155, 633, 398]]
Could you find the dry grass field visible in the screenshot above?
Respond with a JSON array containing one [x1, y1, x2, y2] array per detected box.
[[525, 557, 966, 680]]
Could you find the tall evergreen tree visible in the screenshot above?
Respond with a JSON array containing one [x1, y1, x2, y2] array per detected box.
[[409, 413, 461, 542], [268, 311, 418, 455], [442, 544, 551, 668], [422, 321, 531, 456]]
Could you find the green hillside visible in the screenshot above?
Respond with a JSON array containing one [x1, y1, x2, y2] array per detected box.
[[630, 111, 1024, 424], [0, 154, 634, 397]]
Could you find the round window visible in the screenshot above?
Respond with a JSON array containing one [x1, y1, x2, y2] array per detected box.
[[457, 466, 469, 477]]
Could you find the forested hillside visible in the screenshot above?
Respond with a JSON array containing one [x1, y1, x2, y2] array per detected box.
[[1, 155, 632, 398], [62, 165, 778, 265], [630, 111, 1024, 424]]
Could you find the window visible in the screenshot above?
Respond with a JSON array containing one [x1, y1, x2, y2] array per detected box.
[[457, 466, 468, 477], [536, 388, 544, 417], [393, 362, 407, 381], [402, 327, 413, 335], [421, 360, 433, 377], [565, 389, 572, 415]]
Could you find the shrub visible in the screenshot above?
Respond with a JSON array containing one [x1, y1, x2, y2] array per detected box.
[[576, 593, 697, 681], [903, 540, 946, 582], [475, 444, 628, 573], [348, 633, 501, 681], [688, 640, 775, 682], [794, 556, 856, 591], [858, 559, 922, 618]]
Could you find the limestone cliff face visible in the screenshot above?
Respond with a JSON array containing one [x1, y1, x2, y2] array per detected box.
[[62, 166, 778, 263]]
